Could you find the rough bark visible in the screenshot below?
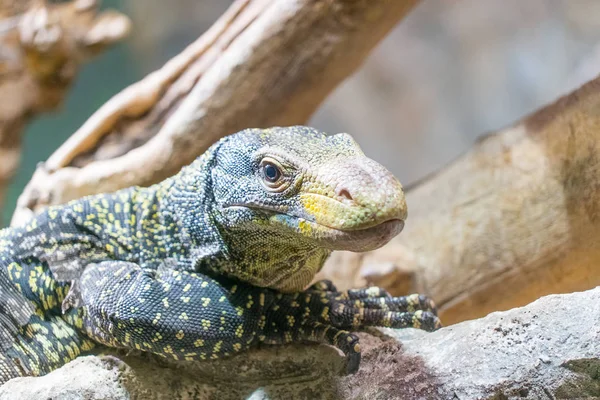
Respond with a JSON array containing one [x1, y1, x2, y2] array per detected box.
[[318, 75, 600, 325], [2, 287, 597, 399], [10, 0, 600, 327], [0, 0, 130, 220], [12, 0, 419, 225]]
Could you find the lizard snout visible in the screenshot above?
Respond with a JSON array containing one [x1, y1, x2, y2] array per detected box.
[[329, 157, 407, 230], [299, 156, 407, 233]]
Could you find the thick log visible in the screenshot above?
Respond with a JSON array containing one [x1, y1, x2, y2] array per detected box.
[[0, 0, 130, 220], [318, 76, 600, 325], [12, 0, 419, 225]]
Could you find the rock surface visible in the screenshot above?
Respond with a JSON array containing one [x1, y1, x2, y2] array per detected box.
[[1, 288, 598, 400]]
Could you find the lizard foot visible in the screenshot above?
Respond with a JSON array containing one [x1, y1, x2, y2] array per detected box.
[[265, 284, 442, 374], [311, 284, 441, 372]]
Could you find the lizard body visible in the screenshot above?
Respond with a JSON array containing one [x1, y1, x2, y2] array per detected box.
[[0, 126, 440, 383]]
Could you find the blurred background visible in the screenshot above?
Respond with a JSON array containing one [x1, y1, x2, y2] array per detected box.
[[5, 0, 600, 223]]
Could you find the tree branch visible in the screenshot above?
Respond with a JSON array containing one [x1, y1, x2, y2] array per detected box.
[[0, 0, 130, 220], [12, 0, 419, 225]]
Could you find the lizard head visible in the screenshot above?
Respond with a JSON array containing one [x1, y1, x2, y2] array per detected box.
[[187, 126, 407, 291], [211, 126, 407, 253]]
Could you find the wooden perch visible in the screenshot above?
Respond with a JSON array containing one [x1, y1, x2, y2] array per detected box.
[[0, 0, 130, 219], [318, 76, 600, 325], [12, 0, 597, 328], [12, 0, 419, 225]]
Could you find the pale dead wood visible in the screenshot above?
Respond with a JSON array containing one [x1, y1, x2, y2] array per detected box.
[[318, 76, 600, 325], [11, 0, 598, 328], [0, 0, 130, 220], [12, 0, 419, 225]]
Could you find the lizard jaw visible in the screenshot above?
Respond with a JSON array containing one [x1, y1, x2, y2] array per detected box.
[[301, 218, 405, 252], [220, 204, 404, 252], [262, 212, 405, 251]]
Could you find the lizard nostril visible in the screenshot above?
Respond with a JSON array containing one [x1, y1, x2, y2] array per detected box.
[[337, 188, 353, 202]]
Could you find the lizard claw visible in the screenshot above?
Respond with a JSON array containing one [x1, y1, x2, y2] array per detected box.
[[346, 348, 361, 374]]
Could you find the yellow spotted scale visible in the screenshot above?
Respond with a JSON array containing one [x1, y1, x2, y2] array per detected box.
[[0, 126, 441, 383]]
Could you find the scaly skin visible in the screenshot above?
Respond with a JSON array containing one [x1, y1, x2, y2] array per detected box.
[[0, 126, 441, 383]]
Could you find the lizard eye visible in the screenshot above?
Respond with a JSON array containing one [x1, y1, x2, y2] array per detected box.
[[263, 163, 280, 182], [259, 158, 286, 191]]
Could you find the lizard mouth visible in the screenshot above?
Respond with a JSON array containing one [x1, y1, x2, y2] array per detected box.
[[221, 204, 405, 251], [302, 218, 405, 252]]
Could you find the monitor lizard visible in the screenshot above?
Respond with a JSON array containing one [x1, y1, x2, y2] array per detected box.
[[0, 126, 441, 383]]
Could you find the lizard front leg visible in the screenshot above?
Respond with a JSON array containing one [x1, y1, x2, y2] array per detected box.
[[74, 262, 439, 372], [74, 261, 271, 361]]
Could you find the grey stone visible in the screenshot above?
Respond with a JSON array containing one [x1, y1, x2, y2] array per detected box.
[[0, 288, 598, 400], [396, 287, 600, 399]]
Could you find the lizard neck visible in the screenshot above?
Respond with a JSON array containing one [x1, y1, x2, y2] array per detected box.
[[217, 228, 331, 292], [162, 146, 228, 267], [162, 144, 331, 293]]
